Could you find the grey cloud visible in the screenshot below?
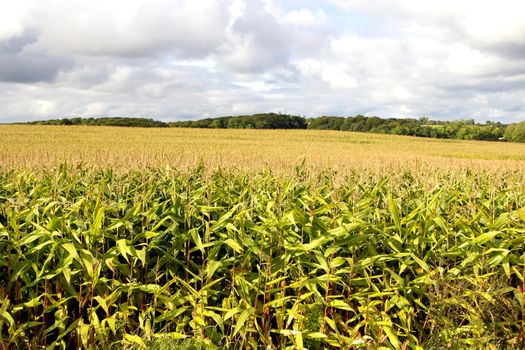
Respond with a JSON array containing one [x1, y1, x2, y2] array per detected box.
[[0, 54, 67, 83], [218, 0, 290, 73], [438, 77, 525, 94], [483, 42, 525, 61], [58, 62, 112, 88], [0, 30, 39, 54], [0, 31, 72, 83], [218, 0, 334, 75]]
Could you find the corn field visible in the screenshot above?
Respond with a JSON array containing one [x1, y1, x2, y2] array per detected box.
[[0, 163, 524, 349]]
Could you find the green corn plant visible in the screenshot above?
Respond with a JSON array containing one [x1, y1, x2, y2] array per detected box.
[[0, 164, 524, 349]]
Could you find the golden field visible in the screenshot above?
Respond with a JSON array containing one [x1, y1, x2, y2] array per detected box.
[[1, 125, 525, 175]]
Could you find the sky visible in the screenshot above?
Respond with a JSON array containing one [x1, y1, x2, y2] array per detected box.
[[1, 0, 525, 123]]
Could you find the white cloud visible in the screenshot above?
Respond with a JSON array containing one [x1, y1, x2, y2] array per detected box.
[[445, 43, 504, 77], [459, 1, 525, 49], [233, 81, 276, 92], [38, 0, 230, 58], [0, 1, 31, 41], [321, 64, 357, 89], [392, 86, 413, 101], [285, 8, 326, 27], [329, 0, 525, 57], [0, 0, 524, 122]]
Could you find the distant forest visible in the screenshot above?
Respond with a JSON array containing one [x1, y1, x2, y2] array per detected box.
[[23, 113, 525, 142], [26, 117, 168, 128], [170, 113, 523, 142], [169, 113, 307, 130]]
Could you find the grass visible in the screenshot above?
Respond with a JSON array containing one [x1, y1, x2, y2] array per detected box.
[[0, 125, 525, 349]]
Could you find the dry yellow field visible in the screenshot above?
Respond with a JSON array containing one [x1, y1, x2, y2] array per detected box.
[[1, 124, 525, 175]]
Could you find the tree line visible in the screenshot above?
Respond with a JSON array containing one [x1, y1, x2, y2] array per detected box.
[[306, 116, 507, 141], [25, 117, 168, 128], [169, 113, 307, 129], [22, 114, 525, 142]]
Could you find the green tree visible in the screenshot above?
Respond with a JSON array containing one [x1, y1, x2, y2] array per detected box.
[[504, 121, 525, 142]]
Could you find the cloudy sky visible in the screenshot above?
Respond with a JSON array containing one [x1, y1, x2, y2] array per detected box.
[[1, 0, 525, 123]]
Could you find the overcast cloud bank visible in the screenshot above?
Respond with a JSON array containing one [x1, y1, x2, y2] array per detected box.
[[1, 0, 525, 123]]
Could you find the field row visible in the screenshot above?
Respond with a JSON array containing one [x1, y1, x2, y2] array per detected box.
[[2, 126, 525, 174], [1, 166, 524, 349]]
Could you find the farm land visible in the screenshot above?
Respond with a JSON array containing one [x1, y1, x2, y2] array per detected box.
[[1, 125, 525, 349]]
